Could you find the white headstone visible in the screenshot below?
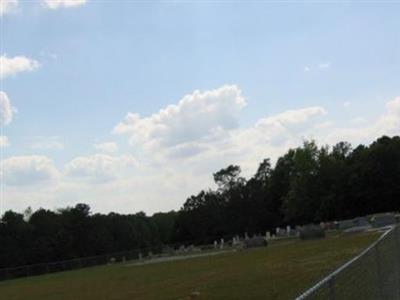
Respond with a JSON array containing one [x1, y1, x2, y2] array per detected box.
[[266, 231, 271, 240], [220, 238, 224, 249], [286, 225, 291, 235], [214, 240, 218, 249]]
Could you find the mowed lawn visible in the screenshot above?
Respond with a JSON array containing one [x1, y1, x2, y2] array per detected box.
[[0, 232, 378, 300]]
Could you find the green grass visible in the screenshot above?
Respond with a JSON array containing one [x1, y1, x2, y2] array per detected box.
[[0, 231, 378, 300]]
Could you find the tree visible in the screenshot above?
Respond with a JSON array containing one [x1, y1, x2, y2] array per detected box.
[[213, 165, 245, 192]]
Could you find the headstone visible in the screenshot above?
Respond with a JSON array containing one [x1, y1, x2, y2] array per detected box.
[[244, 232, 249, 240], [138, 252, 143, 260], [286, 226, 291, 235], [220, 238, 224, 249], [214, 240, 218, 249], [276, 227, 280, 236], [266, 231, 271, 240]]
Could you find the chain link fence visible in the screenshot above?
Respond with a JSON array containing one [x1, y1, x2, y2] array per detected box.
[[0, 248, 150, 281], [296, 226, 400, 300], [0, 237, 231, 282]]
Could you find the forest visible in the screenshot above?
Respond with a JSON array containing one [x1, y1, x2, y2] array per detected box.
[[1, 135, 399, 268]]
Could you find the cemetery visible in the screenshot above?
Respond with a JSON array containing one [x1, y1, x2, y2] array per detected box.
[[0, 222, 387, 300]]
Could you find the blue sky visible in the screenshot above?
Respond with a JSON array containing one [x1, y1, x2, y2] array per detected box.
[[1, 1, 399, 214]]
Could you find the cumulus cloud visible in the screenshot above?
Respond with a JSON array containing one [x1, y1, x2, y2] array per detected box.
[[303, 62, 331, 72], [351, 117, 365, 125], [326, 97, 400, 145], [0, 0, 17, 16], [0, 135, 9, 147], [31, 137, 64, 150], [94, 142, 118, 153], [65, 154, 137, 182], [318, 62, 331, 69], [114, 85, 329, 166], [1, 155, 59, 186], [42, 0, 86, 9], [0, 91, 13, 126], [114, 85, 246, 154], [3, 81, 399, 214], [232, 106, 327, 150], [255, 106, 326, 129], [343, 101, 351, 108], [0, 55, 40, 79]]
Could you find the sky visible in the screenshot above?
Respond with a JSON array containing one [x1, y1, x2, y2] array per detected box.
[[0, 0, 399, 215]]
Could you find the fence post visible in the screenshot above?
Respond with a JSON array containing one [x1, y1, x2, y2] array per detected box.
[[395, 226, 400, 298], [328, 276, 336, 300], [374, 244, 384, 299]]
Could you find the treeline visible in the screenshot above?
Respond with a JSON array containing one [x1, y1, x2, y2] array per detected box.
[[175, 136, 400, 243], [0, 206, 177, 268], [1, 135, 400, 268]]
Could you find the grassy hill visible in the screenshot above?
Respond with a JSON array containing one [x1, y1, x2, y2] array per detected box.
[[0, 231, 378, 300]]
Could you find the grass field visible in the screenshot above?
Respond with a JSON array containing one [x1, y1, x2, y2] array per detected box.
[[0, 231, 379, 300]]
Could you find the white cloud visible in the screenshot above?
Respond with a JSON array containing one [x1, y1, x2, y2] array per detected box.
[[0, 55, 40, 79], [314, 121, 334, 129], [326, 97, 400, 145], [318, 62, 331, 69], [42, 0, 86, 9], [0, 91, 13, 126], [241, 106, 326, 147], [114, 85, 246, 157], [255, 106, 326, 129], [303, 62, 331, 72], [350, 117, 365, 125], [343, 101, 351, 108], [65, 154, 137, 182], [114, 85, 327, 168], [0, 0, 17, 16], [94, 142, 118, 153], [31, 136, 64, 150], [1, 155, 59, 186], [0, 135, 9, 147], [3, 82, 399, 214]]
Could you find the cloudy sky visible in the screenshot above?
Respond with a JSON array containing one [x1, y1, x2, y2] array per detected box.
[[1, 1, 399, 215]]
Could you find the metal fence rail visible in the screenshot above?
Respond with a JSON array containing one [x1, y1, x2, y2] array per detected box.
[[296, 226, 400, 300], [0, 240, 222, 282]]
